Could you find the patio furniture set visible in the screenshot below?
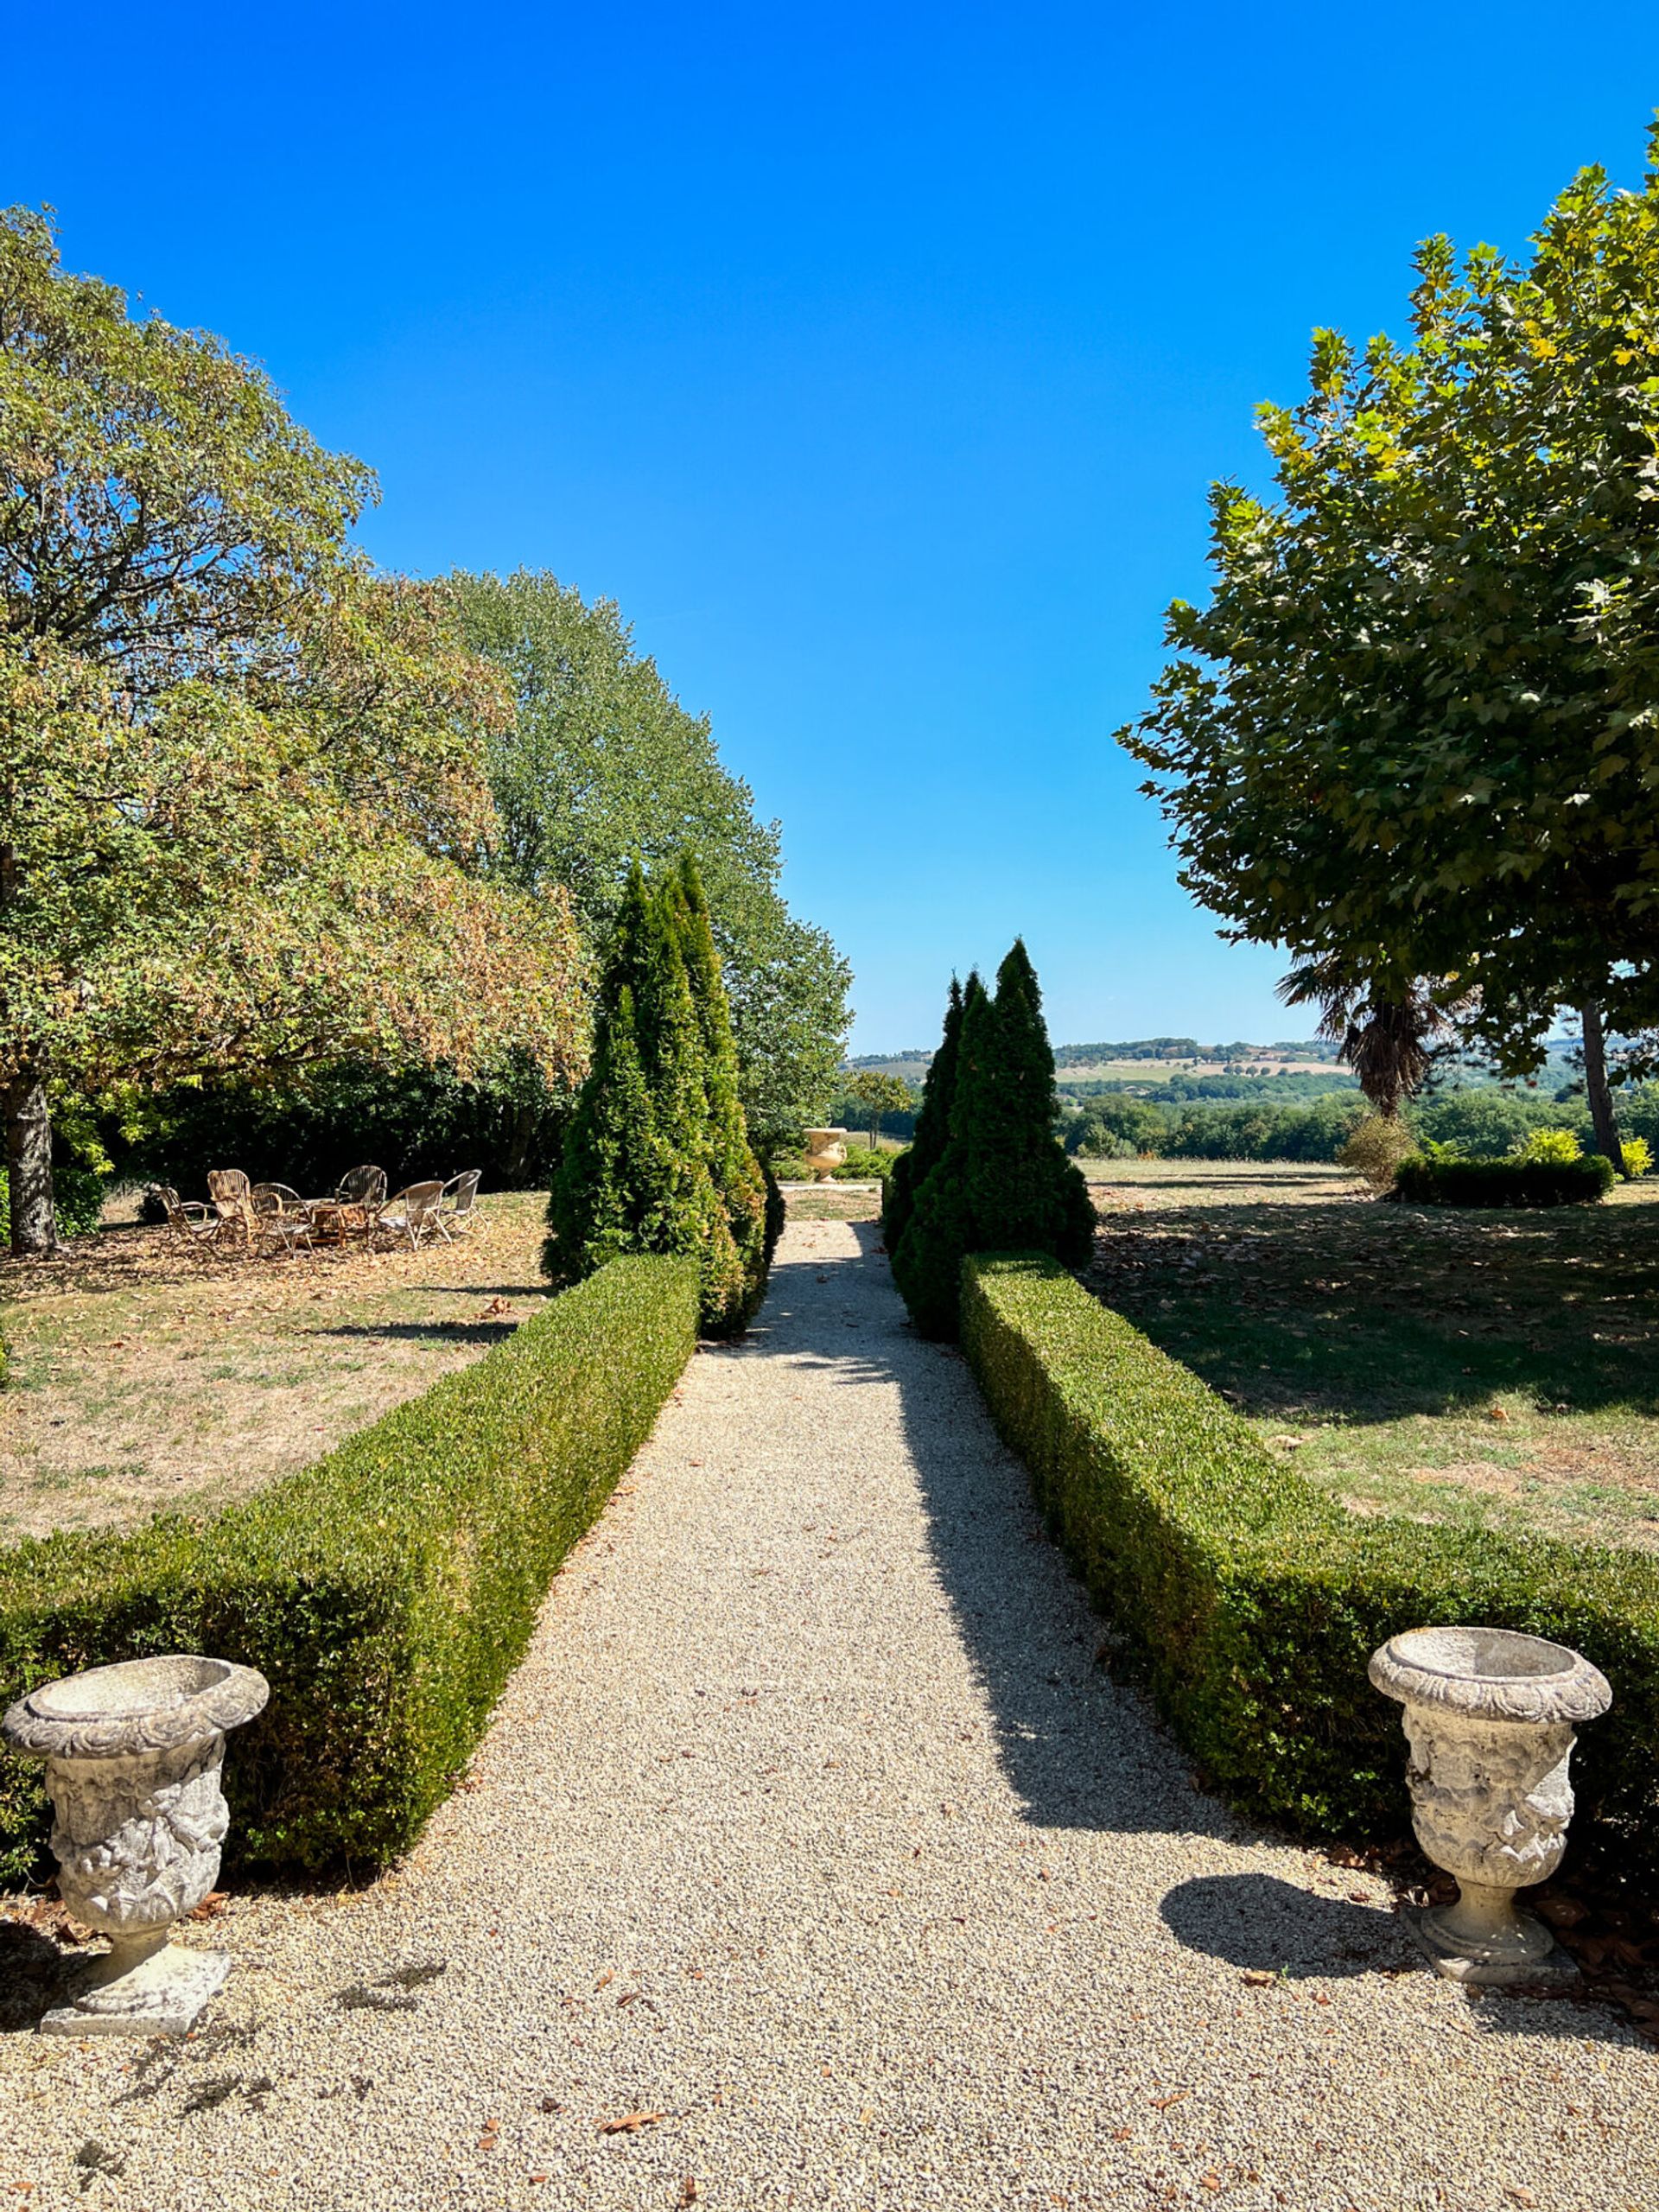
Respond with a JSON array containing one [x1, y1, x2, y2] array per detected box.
[[157, 1165, 481, 1255]]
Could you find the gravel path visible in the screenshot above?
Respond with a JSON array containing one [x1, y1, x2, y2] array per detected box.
[[1, 1219, 1654, 2210]]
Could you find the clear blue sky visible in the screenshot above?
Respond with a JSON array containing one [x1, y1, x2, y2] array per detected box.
[[10, 7, 1659, 1050]]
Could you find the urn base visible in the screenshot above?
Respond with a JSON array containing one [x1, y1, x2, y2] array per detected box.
[[41, 1938, 229, 2037], [1405, 1886, 1574, 1987]]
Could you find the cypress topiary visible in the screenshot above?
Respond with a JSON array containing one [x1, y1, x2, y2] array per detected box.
[[891, 975, 992, 1338], [881, 974, 963, 1255], [891, 944, 1096, 1338], [968, 939, 1096, 1268], [546, 855, 774, 1335]]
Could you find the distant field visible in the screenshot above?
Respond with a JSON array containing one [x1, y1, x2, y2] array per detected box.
[[1077, 1156, 1659, 1554]]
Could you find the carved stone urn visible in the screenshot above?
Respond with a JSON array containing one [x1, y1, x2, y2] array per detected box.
[[3, 1654, 270, 2036], [1369, 1625, 1610, 1984], [803, 1127, 849, 1183]]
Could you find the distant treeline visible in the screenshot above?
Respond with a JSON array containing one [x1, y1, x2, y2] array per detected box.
[[1058, 1071, 1358, 1104], [1065, 1083, 1659, 1165]]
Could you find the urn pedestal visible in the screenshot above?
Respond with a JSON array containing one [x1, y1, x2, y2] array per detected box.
[[802, 1127, 849, 1184], [2, 1654, 270, 2036], [1369, 1625, 1610, 1985]]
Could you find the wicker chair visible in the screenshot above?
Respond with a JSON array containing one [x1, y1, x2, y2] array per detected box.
[[336, 1164, 388, 1212], [207, 1168, 256, 1249], [436, 1170, 482, 1239], [378, 1179, 445, 1249], [251, 1181, 315, 1255], [157, 1186, 221, 1249]]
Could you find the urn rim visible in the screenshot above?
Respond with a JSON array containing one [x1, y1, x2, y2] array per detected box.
[[1, 1654, 270, 1760], [1368, 1624, 1611, 1726]]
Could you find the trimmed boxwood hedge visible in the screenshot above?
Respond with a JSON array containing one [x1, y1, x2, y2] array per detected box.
[[0, 1254, 698, 1885], [961, 1253, 1659, 1873], [1394, 1154, 1615, 1207]]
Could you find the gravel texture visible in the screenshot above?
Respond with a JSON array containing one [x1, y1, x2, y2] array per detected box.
[[1, 1218, 1654, 2210]]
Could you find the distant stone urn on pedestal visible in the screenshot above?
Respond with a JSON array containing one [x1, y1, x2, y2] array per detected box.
[[3, 1654, 270, 2036], [1369, 1625, 1611, 1985], [802, 1127, 849, 1184]]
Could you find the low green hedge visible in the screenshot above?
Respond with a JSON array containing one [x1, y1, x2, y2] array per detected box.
[[1394, 1154, 1616, 1206], [0, 1254, 698, 1884], [961, 1254, 1659, 1872]]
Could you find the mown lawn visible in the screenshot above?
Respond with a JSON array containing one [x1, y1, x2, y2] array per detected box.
[[1076, 1157, 1659, 1554], [0, 1192, 553, 1541]]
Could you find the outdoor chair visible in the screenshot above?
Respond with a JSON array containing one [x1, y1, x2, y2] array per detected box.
[[251, 1181, 315, 1255], [335, 1164, 388, 1217], [436, 1170, 482, 1239], [378, 1179, 445, 1249], [207, 1168, 256, 1249], [157, 1185, 221, 1250]]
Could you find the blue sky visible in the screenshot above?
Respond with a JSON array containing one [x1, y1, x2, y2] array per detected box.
[[10, 7, 1659, 1050]]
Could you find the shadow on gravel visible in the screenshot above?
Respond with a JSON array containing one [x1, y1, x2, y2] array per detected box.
[[760, 1223, 1223, 1840], [1160, 1872, 1413, 1978]]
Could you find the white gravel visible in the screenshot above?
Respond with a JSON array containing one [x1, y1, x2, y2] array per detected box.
[[1, 1217, 1654, 2211]]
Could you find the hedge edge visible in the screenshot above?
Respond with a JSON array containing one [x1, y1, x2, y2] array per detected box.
[[960, 1253, 1659, 1872], [0, 1253, 700, 1885]]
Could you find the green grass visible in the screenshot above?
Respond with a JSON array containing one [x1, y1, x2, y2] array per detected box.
[[1077, 1157, 1659, 1553]]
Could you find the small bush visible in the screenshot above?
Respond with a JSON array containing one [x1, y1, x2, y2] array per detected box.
[[1393, 1154, 1614, 1208], [834, 1143, 893, 1181], [1513, 1128, 1584, 1166], [1621, 1136, 1653, 1179], [960, 1254, 1659, 1870], [1337, 1113, 1415, 1193], [0, 1254, 698, 1883]]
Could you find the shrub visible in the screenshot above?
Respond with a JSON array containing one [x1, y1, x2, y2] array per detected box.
[[0, 1254, 698, 1884], [1513, 1127, 1584, 1165], [960, 1254, 1659, 1870], [883, 976, 965, 1254], [834, 1143, 893, 1181], [1621, 1135, 1653, 1179], [893, 945, 1092, 1338], [1393, 1154, 1615, 1207], [1337, 1113, 1416, 1193]]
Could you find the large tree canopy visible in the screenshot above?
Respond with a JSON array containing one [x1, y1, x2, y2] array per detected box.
[[0, 207, 586, 1249], [453, 569, 850, 1149], [1121, 136, 1659, 1081]]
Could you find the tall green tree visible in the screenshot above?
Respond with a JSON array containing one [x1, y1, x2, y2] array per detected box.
[[547, 860, 768, 1334], [0, 207, 586, 1251], [1120, 132, 1659, 1140], [452, 569, 851, 1150], [846, 1069, 914, 1149], [882, 976, 968, 1255], [893, 945, 1093, 1338]]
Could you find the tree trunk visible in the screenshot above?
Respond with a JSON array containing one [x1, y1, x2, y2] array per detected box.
[[1580, 1001, 1626, 1176], [6, 1056, 57, 1255]]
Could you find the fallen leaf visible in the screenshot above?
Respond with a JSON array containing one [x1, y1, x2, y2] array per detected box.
[[1151, 2092, 1188, 2112], [679, 2184, 700, 2206], [1200, 2179, 1223, 2196], [188, 1891, 229, 1922], [1112, 2126, 1133, 2141], [597, 2112, 663, 2135], [1241, 1971, 1274, 1987], [1489, 1405, 1510, 1422], [594, 1969, 614, 1991], [1505, 2191, 1537, 2208]]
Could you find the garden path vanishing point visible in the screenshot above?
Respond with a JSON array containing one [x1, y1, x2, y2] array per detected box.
[[1, 1218, 1655, 2212]]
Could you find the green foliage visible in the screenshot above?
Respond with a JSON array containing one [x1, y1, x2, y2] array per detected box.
[[547, 861, 769, 1335], [1622, 1137, 1654, 1180], [893, 946, 1093, 1338], [1514, 1128, 1584, 1166], [844, 1070, 917, 1149], [960, 1255, 1659, 1869], [1120, 130, 1659, 1077], [0, 207, 586, 1250], [453, 569, 850, 1148], [1394, 1154, 1615, 1208], [1409, 1090, 1562, 1156], [0, 1255, 698, 1883], [1067, 1092, 1368, 1163], [882, 976, 967, 1255], [1337, 1113, 1416, 1193]]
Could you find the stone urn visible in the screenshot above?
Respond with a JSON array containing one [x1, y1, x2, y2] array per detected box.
[[802, 1127, 849, 1183], [3, 1654, 270, 2036], [1369, 1624, 1610, 1984]]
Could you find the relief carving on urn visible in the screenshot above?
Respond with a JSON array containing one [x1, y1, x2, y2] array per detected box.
[[3, 1654, 269, 2036], [1370, 1624, 1610, 1985]]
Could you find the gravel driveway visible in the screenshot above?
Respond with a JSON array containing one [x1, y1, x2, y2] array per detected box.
[[1, 1218, 1653, 2210]]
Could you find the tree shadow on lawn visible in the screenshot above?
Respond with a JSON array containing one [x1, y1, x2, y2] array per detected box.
[[1084, 1192, 1659, 1427], [308, 1319, 518, 1347]]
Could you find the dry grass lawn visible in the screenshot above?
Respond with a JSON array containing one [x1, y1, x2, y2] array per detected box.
[[0, 1192, 554, 1542], [1077, 1156, 1659, 1555]]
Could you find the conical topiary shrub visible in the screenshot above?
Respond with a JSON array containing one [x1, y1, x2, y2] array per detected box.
[[891, 943, 1095, 1338], [882, 974, 964, 1255], [546, 856, 773, 1336]]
